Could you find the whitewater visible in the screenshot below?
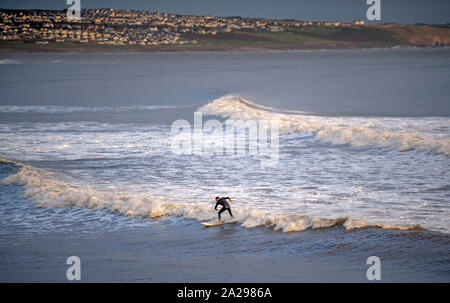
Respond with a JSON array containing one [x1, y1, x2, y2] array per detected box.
[[0, 48, 449, 236], [1, 94, 449, 233], [201, 95, 450, 156]]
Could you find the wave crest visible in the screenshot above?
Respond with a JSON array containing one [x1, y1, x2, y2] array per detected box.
[[1, 158, 424, 233], [199, 95, 450, 156]]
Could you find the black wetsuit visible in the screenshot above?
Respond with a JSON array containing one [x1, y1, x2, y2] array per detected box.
[[215, 197, 233, 221]]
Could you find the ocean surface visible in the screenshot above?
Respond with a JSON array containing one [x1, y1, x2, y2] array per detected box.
[[0, 48, 449, 282]]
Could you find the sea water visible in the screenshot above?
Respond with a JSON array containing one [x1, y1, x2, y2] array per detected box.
[[0, 48, 449, 281]]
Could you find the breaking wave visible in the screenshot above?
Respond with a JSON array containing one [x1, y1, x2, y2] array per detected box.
[[0, 157, 424, 233], [200, 95, 450, 156]]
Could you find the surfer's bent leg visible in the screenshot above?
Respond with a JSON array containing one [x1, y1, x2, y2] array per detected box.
[[218, 207, 226, 221], [227, 208, 233, 217]]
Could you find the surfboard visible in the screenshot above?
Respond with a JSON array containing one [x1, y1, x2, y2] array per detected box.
[[201, 221, 224, 227], [201, 220, 237, 227]]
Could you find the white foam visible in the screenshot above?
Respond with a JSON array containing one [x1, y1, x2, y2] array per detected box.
[[1, 158, 424, 233], [0, 105, 178, 114], [200, 95, 450, 156]]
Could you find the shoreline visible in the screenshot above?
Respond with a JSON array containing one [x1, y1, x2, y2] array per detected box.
[[0, 42, 448, 54]]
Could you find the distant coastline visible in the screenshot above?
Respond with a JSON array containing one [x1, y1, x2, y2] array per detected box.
[[1, 8, 449, 52]]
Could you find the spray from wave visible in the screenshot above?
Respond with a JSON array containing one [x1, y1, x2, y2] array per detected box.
[[199, 95, 450, 156], [0, 157, 423, 233]]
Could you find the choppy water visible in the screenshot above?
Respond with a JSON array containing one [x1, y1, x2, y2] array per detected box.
[[0, 48, 449, 281]]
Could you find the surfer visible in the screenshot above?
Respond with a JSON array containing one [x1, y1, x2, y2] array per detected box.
[[215, 196, 233, 221]]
